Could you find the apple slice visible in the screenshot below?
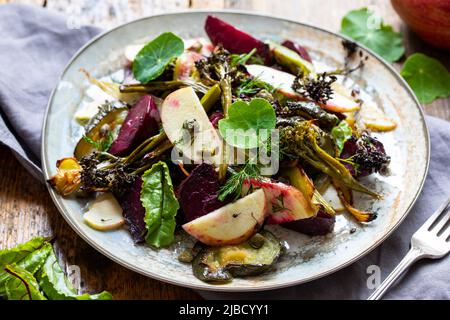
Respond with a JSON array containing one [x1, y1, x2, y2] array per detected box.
[[184, 37, 214, 56], [321, 83, 360, 113], [182, 189, 266, 246], [84, 193, 125, 231], [173, 51, 203, 81], [321, 184, 345, 212], [124, 44, 144, 62], [246, 65, 361, 112], [360, 100, 397, 132], [243, 179, 317, 224], [161, 87, 223, 164], [246, 64, 299, 98]]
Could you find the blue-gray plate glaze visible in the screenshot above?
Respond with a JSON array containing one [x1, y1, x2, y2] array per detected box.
[[41, 11, 429, 292]]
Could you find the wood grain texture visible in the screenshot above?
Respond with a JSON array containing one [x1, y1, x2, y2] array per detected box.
[[0, 0, 449, 300]]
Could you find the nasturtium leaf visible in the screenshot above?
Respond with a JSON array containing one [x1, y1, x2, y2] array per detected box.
[[37, 250, 112, 300], [218, 98, 276, 149], [141, 161, 180, 248], [340, 8, 405, 62], [4, 264, 47, 300], [331, 121, 353, 154], [0, 236, 48, 269], [400, 53, 450, 104], [133, 32, 184, 83], [0, 243, 52, 296]]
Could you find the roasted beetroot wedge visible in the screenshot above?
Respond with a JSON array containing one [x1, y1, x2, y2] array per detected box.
[[282, 211, 335, 236], [108, 95, 160, 156], [205, 15, 270, 61], [178, 163, 229, 222], [116, 177, 146, 243], [281, 40, 312, 63]]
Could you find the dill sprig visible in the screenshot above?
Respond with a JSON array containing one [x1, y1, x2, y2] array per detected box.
[[235, 76, 275, 97], [82, 132, 114, 152], [218, 162, 261, 201]]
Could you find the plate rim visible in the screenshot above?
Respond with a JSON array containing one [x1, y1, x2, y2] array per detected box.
[[41, 9, 430, 292]]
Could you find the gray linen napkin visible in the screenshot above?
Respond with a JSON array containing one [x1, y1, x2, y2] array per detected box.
[[1, 4, 449, 300], [0, 4, 100, 180]]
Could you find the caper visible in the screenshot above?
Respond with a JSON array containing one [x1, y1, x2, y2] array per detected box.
[[178, 249, 194, 263], [249, 233, 265, 249]]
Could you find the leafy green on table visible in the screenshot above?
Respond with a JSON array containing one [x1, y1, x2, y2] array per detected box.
[[141, 161, 180, 248], [133, 32, 184, 83], [37, 250, 112, 300], [340, 7, 405, 62], [4, 264, 47, 300], [0, 243, 52, 296], [331, 120, 353, 154], [0, 236, 48, 269], [0, 237, 113, 300], [218, 98, 276, 149], [400, 53, 450, 104]]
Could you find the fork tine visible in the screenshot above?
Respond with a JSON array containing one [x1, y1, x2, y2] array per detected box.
[[442, 225, 450, 241], [432, 210, 450, 234], [419, 195, 450, 231]]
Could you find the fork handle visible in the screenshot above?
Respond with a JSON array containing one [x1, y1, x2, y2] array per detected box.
[[367, 247, 423, 300]]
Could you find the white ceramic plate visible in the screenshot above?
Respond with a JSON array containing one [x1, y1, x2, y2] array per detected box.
[[41, 11, 429, 292]]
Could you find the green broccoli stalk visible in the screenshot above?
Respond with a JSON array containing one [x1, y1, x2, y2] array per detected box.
[[279, 121, 381, 198]]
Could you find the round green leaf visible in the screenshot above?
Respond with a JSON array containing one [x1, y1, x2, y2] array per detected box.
[[218, 98, 276, 149], [340, 8, 405, 62], [401, 53, 450, 104], [133, 32, 184, 83]]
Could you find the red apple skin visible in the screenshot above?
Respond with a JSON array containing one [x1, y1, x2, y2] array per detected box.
[[391, 0, 450, 51]]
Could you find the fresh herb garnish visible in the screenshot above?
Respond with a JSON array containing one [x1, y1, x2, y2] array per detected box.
[[235, 76, 275, 97], [400, 53, 450, 104], [133, 32, 184, 83], [140, 161, 179, 248], [230, 48, 257, 66], [218, 162, 261, 201], [218, 98, 276, 149], [82, 132, 114, 152], [331, 121, 353, 154], [340, 8, 405, 62]]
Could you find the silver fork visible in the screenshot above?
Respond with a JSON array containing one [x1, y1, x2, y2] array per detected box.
[[368, 195, 450, 300]]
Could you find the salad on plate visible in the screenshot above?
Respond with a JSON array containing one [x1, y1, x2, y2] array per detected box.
[[48, 15, 396, 284]]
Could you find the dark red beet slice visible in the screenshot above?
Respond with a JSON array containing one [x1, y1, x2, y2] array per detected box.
[[108, 95, 160, 156], [116, 177, 146, 243], [205, 15, 270, 62], [209, 111, 224, 129], [282, 211, 335, 236], [281, 40, 312, 63], [178, 163, 229, 222]]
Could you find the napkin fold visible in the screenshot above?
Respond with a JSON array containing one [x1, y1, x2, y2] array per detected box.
[[1, 4, 449, 300], [0, 4, 100, 180]]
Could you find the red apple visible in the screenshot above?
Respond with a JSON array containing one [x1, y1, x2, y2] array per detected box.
[[391, 0, 450, 51]]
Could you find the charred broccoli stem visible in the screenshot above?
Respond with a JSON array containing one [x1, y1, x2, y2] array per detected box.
[[119, 80, 210, 95], [276, 101, 339, 130], [332, 179, 377, 222], [279, 121, 381, 198]]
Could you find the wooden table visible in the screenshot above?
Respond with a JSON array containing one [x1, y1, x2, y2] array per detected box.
[[1, 0, 448, 300]]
